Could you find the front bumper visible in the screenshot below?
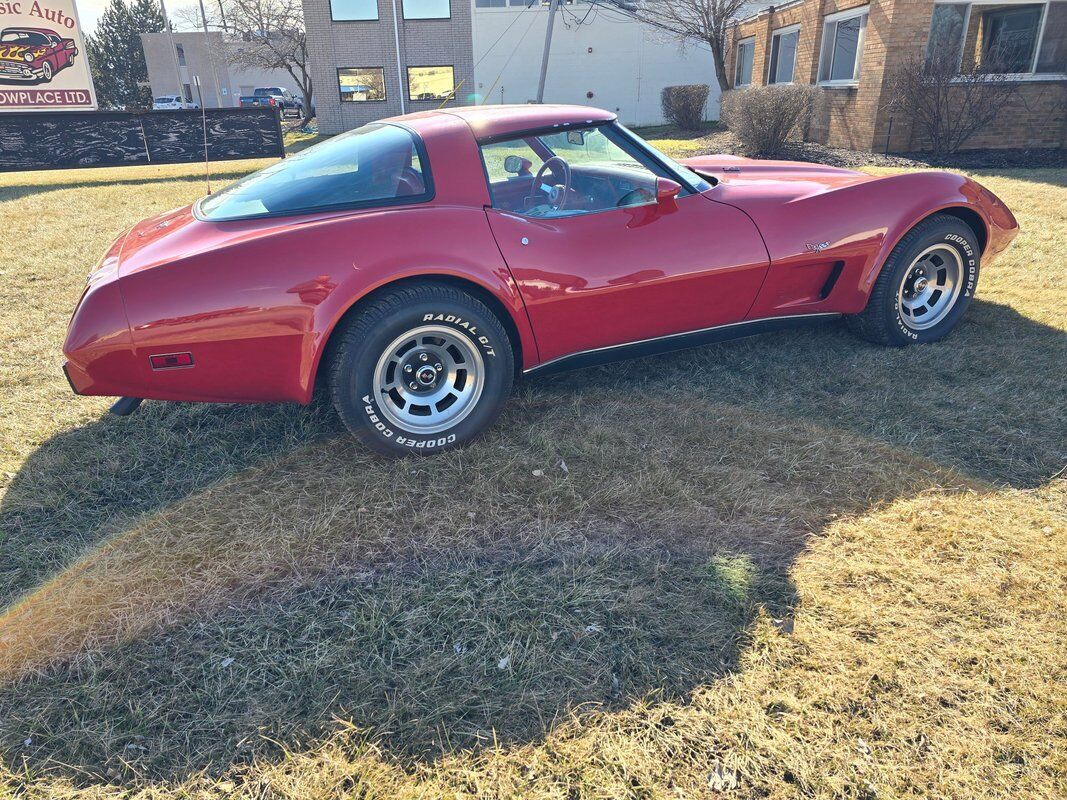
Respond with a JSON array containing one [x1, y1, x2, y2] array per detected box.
[[0, 63, 43, 81]]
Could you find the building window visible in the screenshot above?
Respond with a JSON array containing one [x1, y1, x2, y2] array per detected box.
[[768, 25, 800, 83], [403, 0, 450, 16], [927, 1, 1067, 76], [407, 65, 455, 101], [331, 0, 379, 20], [734, 37, 755, 86], [338, 67, 386, 102], [175, 43, 187, 67], [818, 7, 869, 84], [475, 0, 564, 6]]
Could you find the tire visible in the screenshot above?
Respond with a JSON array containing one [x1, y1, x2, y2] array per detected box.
[[847, 214, 980, 346], [330, 282, 514, 456], [41, 61, 53, 82]]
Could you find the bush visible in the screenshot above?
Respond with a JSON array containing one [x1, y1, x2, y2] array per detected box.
[[719, 84, 819, 156], [883, 52, 1015, 154], [661, 85, 710, 130]]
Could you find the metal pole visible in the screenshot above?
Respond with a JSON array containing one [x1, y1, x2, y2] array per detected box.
[[194, 75, 212, 194], [197, 0, 223, 107], [158, 0, 184, 102], [535, 0, 558, 103], [390, 0, 406, 114]]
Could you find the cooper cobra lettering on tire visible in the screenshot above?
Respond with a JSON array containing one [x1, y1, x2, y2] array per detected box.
[[331, 282, 514, 456], [847, 214, 981, 347]]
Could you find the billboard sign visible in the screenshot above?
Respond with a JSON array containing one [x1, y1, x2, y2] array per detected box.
[[0, 0, 97, 111]]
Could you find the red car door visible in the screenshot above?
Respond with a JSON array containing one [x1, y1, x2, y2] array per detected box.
[[481, 127, 769, 365]]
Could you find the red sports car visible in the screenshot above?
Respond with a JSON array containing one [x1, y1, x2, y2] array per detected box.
[[63, 105, 1019, 455], [0, 27, 77, 83]]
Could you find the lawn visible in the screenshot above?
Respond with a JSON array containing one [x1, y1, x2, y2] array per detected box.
[[0, 137, 1064, 799]]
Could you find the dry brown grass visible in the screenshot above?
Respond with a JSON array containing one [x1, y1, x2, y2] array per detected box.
[[0, 144, 1064, 799]]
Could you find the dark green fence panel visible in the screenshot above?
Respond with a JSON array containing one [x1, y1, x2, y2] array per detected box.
[[0, 108, 284, 172]]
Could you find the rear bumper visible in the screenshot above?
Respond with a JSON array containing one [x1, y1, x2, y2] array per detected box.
[[63, 269, 143, 399], [62, 361, 83, 395]]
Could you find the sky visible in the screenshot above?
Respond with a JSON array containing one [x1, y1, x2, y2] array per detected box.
[[75, 0, 108, 33], [76, 0, 199, 34]]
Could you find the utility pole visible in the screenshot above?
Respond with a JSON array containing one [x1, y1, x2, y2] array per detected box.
[[536, 0, 559, 103], [158, 0, 184, 102], [197, 0, 224, 107], [390, 0, 406, 114]]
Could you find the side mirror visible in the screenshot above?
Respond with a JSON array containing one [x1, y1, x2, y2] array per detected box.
[[504, 155, 532, 176], [656, 177, 682, 204]]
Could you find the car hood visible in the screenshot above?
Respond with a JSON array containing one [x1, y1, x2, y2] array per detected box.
[[681, 154, 875, 206]]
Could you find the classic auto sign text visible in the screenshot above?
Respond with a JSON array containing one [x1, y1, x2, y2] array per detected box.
[[0, 0, 96, 110]]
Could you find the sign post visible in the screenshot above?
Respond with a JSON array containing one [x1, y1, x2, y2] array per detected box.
[[0, 0, 98, 111]]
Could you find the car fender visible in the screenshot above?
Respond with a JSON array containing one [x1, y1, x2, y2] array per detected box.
[[849, 172, 1007, 302], [113, 203, 537, 404], [304, 223, 539, 402], [722, 169, 1016, 317]]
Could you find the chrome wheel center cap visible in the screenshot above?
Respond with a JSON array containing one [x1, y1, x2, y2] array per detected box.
[[415, 365, 437, 386], [913, 276, 929, 293]]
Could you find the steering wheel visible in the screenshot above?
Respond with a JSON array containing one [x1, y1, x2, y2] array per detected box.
[[528, 156, 572, 211]]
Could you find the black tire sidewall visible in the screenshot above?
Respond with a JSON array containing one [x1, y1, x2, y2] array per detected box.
[[882, 222, 980, 345], [334, 296, 512, 455]]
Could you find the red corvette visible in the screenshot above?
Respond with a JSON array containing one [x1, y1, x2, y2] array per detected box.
[[63, 105, 1019, 455], [0, 27, 77, 83]]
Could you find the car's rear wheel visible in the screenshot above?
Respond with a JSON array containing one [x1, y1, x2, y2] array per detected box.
[[847, 214, 980, 346], [330, 282, 514, 456]]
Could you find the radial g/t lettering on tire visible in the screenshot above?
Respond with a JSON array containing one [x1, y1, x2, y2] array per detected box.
[[330, 282, 514, 456]]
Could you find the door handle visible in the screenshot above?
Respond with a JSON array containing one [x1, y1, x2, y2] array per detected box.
[[520, 237, 529, 246]]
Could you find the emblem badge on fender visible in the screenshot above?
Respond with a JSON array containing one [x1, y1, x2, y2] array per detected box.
[[805, 241, 832, 253]]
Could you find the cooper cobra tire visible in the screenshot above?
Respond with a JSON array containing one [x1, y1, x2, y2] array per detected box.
[[330, 282, 514, 456], [847, 214, 980, 347]]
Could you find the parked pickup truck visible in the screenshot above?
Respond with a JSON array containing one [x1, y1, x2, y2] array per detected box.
[[239, 87, 300, 117]]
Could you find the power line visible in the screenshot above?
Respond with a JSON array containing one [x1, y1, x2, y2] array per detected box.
[[439, 1, 540, 108], [481, 4, 546, 104]]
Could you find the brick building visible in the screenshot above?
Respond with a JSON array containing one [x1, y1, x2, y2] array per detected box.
[[727, 0, 1067, 151], [301, 0, 719, 135]]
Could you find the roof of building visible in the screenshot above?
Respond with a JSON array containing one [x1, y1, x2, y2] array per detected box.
[[397, 105, 618, 141], [732, 0, 806, 26]]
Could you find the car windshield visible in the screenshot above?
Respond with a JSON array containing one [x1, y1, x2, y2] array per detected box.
[[615, 123, 711, 193], [1, 30, 49, 45], [197, 123, 429, 221]]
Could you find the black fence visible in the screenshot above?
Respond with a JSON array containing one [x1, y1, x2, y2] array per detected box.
[[0, 108, 285, 173]]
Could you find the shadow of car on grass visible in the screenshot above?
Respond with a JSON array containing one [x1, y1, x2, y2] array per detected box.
[[0, 298, 1062, 787]]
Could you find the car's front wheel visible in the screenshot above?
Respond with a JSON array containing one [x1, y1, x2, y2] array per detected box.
[[847, 214, 980, 346], [330, 282, 514, 456]]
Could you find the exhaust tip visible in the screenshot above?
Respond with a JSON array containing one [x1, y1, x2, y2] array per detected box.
[[109, 397, 143, 417]]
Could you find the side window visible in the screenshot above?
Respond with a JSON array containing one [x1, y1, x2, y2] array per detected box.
[[198, 123, 430, 220], [479, 125, 667, 218]]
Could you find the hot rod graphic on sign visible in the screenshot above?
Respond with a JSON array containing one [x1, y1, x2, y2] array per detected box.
[[0, 0, 97, 110], [0, 27, 77, 83]]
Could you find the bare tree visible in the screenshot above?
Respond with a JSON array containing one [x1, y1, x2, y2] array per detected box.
[[884, 48, 1016, 155], [603, 0, 749, 93], [179, 0, 314, 125]]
